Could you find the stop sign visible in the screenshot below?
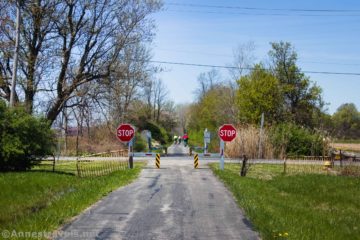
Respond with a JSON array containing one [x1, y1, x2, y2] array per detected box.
[[218, 124, 237, 142], [116, 124, 135, 142]]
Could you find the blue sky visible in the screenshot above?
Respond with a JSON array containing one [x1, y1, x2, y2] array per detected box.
[[151, 0, 360, 114]]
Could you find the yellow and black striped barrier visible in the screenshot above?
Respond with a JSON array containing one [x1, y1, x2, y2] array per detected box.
[[155, 153, 160, 168], [194, 154, 199, 169]]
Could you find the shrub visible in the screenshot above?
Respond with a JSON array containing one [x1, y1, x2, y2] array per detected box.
[[133, 133, 147, 152], [270, 123, 326, 158], [0, 101, 55, 171]]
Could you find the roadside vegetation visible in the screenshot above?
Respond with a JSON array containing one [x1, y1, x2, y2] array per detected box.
[[210, 163, 360, 240], [0, 1, 174, 158], [185, 42, 360, 156], [0, 101, 55, 171], [0, 162, 145, 235]]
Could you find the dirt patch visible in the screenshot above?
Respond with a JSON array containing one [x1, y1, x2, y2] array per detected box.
[[331, 143, 360, 153]]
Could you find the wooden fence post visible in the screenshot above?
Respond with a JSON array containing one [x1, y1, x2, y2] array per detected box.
[[240, 155, 248, 177], [340, 150, 343, 168], [52, 155, 55, 172], [76, 161, 81, 177]]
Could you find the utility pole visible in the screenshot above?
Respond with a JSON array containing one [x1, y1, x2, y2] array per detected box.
[[10, 0, 21, 107]]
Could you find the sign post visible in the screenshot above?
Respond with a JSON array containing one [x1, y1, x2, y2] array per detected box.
[[218, 124, 237, 170], [204, 128, 210, 154], [116, 124, 135, 169], [128, 138, 134, 169], [220, 139, 225, 170]]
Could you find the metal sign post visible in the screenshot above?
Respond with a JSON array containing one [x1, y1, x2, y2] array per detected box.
[[128, 139, 134, 169], [204, 138, 207, 154], [258, 113, 264, 159], [204, 128, 210, 154], [220, 140, 225, 170]]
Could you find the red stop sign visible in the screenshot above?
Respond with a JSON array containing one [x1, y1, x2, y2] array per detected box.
[[218, 124, 237, 142], [116, 124, 135, 142]]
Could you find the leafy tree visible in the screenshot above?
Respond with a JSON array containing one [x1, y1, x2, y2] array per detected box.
[[188, 85, 236, 131], [269, 42, 324, 127], [187, 85, 237, 151], [332, 103, 360, 139], [236, 65, 282, 124]]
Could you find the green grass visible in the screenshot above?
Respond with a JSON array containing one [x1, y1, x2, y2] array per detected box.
[[33, 160, 130, 177], [210, 163, 360, 240], [32, 160, 78, 175], [0, 162, 145, 237]]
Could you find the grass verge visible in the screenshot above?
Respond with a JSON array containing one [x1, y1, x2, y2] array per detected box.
[[0, 162, 145, 237], [210, 163, 360, 240]]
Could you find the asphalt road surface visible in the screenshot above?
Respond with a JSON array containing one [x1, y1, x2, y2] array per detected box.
[[167, 143, 190, 156], [57, 148, 260, 240]]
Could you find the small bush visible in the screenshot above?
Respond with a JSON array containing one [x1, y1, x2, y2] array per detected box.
[[0, 101, 55, 171], [133, 133, 146, 152], [270, 123, 326, 158]]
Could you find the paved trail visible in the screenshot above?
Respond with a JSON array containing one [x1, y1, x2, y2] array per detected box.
[[57, 145, 259, 240], [167, 143, 189, 156]]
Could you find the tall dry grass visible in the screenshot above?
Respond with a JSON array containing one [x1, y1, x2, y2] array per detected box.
[[59, 124, 125, 156], [226, 125, 274, 159]]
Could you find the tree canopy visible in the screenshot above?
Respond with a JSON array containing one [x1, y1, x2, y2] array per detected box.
[[332, 103, 360, 139], [236, 64, 282, 124], [269, 42, 324, 127]]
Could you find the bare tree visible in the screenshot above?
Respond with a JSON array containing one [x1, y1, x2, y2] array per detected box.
[[0, 0, 162, 125], [142, 78, 153, 119], [0, 0, 22, 102], [228, 41, 256, 81], [153, 79, 168, 122], [159, 100, 177, 131], [103, 43, 157, 124], [176, 103, 191, 133], [223, 41, 256, 124], [195, 68, 221, 99], [46, 0, 162, 124]]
